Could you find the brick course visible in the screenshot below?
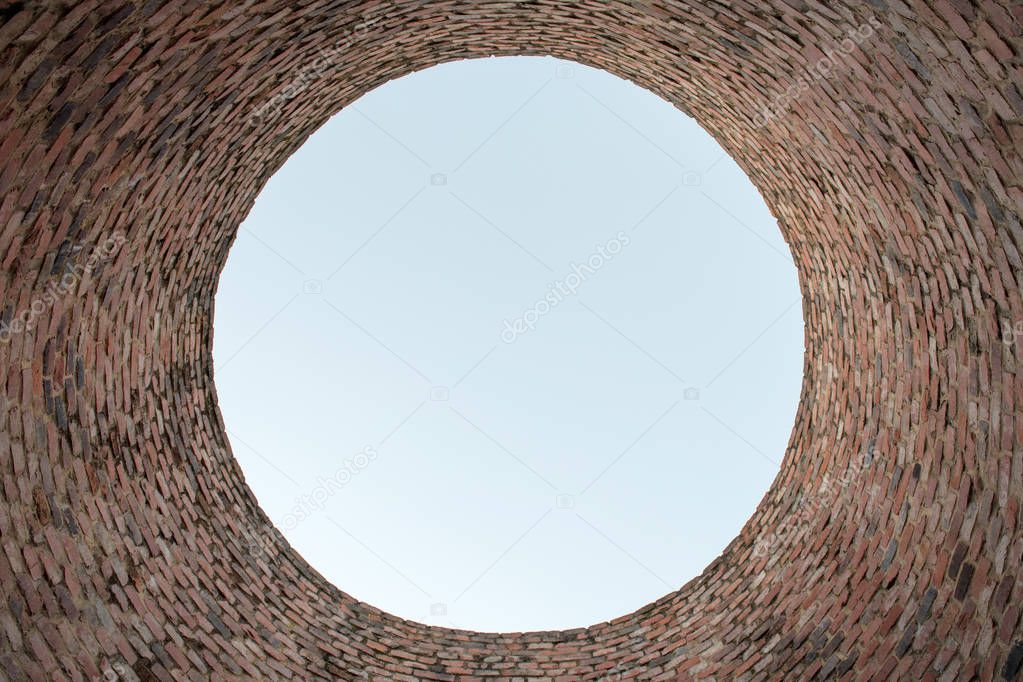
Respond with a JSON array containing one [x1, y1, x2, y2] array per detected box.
[[1, 1, 1022, 679]]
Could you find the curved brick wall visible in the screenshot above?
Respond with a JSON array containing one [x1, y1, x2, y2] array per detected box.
[[1, 1, 1022, 680]]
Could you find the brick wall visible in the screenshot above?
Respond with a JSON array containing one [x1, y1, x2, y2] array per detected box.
[[0, 1, 1021, 679]]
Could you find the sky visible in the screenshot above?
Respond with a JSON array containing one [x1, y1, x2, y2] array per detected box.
[[213, 56, 804, 633]]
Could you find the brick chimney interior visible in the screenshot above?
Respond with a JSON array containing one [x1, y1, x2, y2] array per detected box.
[[1, 2, 1022, 679]]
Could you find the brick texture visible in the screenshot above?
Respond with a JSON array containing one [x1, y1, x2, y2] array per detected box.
[[1, 1, 1022, 680]]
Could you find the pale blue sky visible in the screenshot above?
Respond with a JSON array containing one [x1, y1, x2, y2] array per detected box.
[[213, 56, 803, 633]]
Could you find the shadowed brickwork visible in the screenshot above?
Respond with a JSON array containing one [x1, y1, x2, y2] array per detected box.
[[1, 1, 1022, 679]]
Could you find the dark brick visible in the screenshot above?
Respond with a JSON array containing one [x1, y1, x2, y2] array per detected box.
[[955, 563, 976, 601], [1005, 643, 1023, 680]]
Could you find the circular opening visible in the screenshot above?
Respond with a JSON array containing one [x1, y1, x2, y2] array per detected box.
[[214, 56, 803, 632]]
